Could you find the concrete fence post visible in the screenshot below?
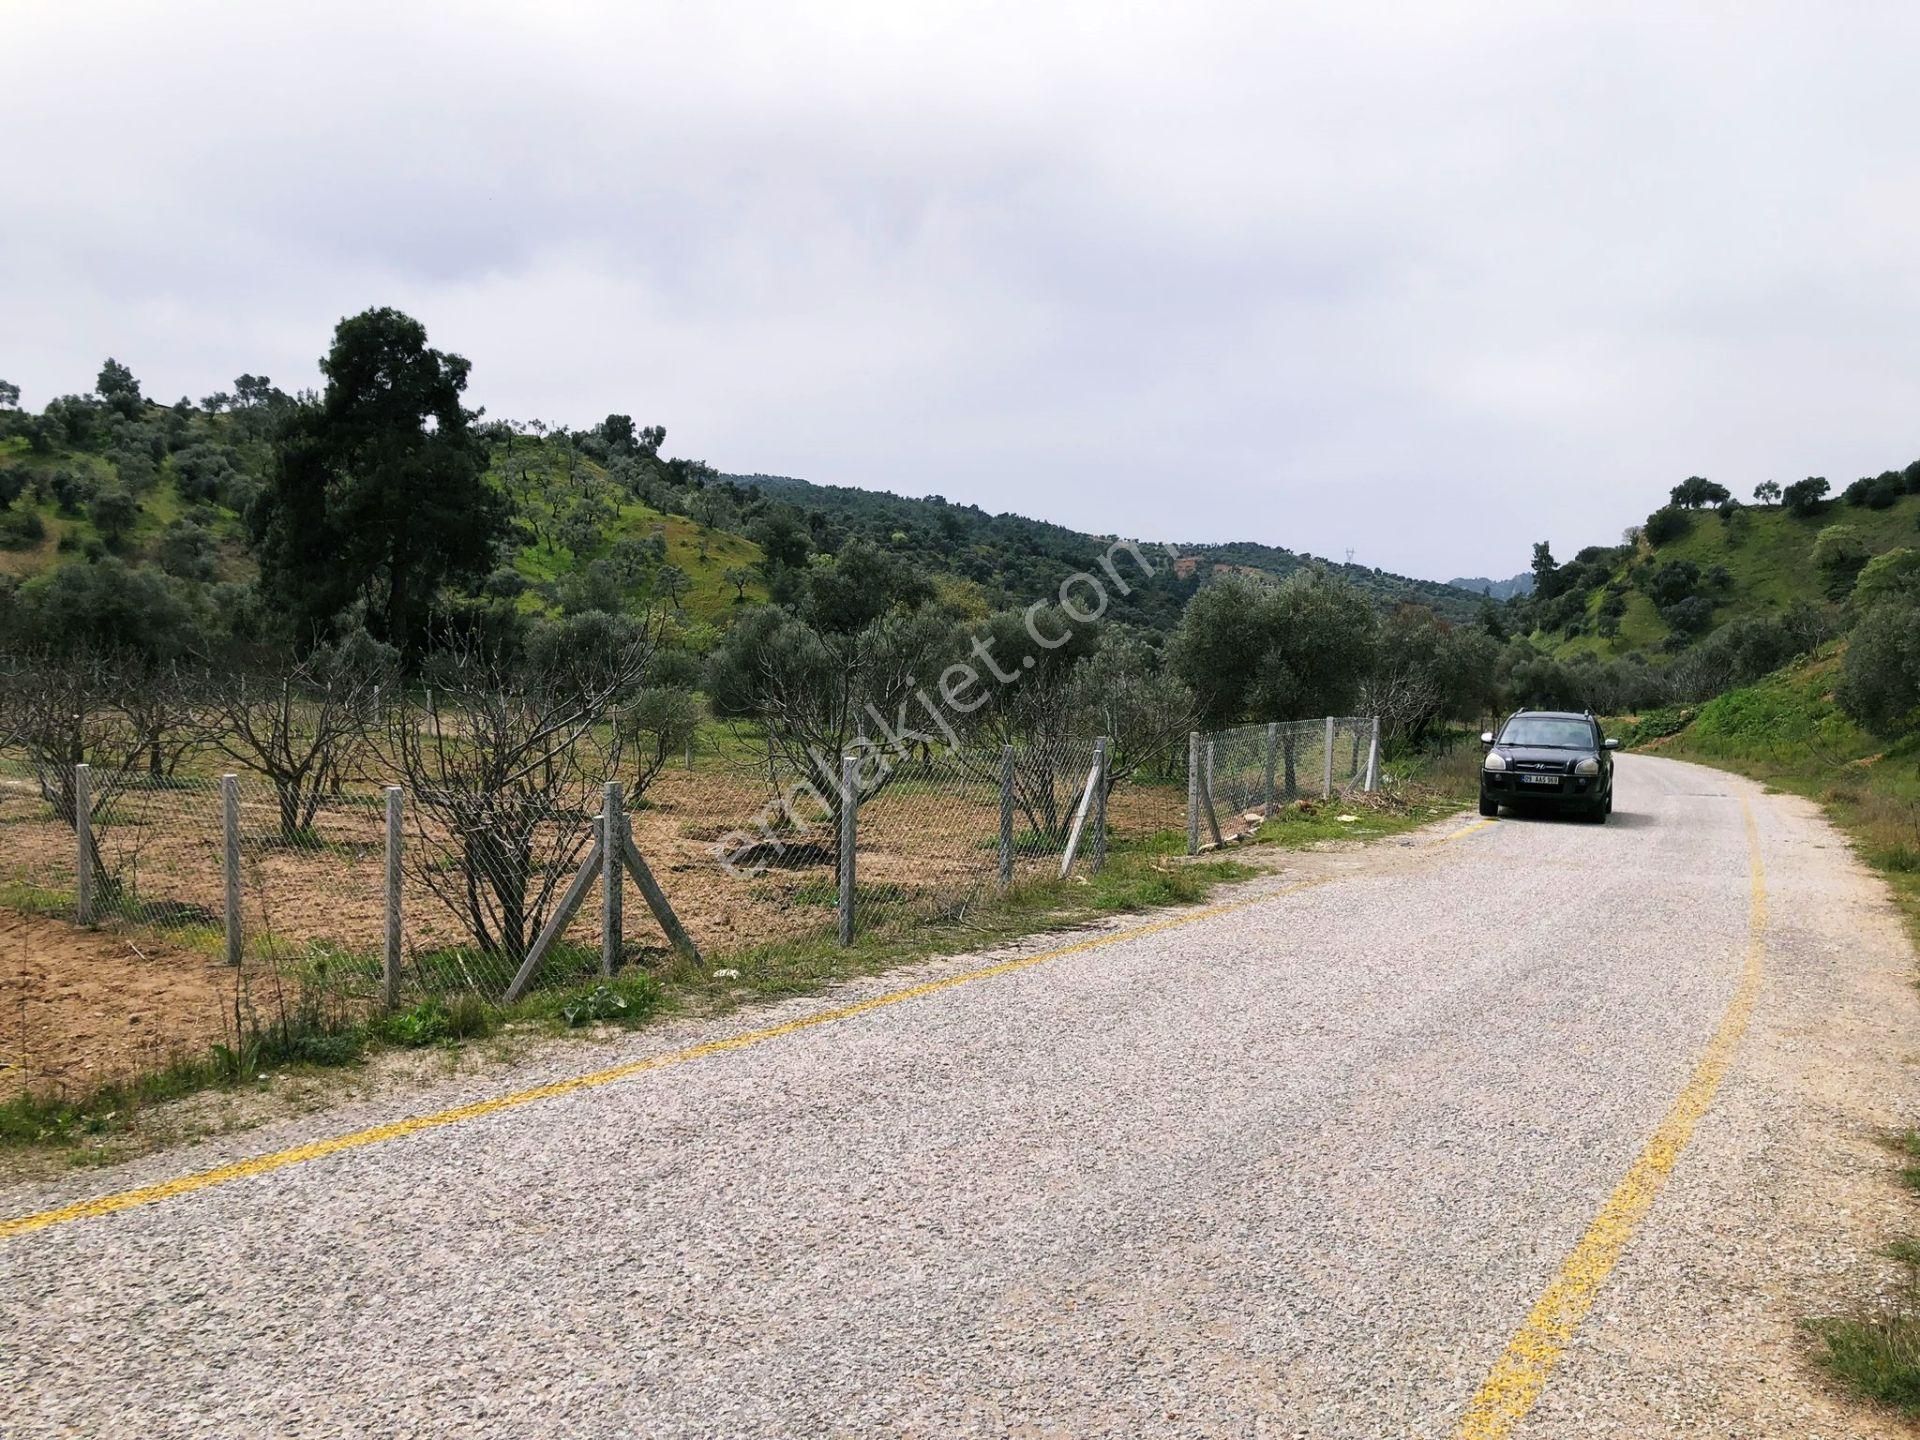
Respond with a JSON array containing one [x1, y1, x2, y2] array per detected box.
[[1364, 716, 1382, 792], [1323, 715, 1336, 799], [74, 763, 93, 925], [1186, 731, 1201, 856], [1264, 722, 1278, 815], [997, 744, 1015, 889], [222, 773, 242, 966], [602, 780, 624, 977], [1091, 737, 1109, 873], [838, 755, 857, 946], [383, 785, 403, 1009], [1203, 739, 1225, 846]]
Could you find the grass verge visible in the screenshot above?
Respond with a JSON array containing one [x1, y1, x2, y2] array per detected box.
[[1810, 1134, 1920, 1420], [0, 962, 668, 1156], [1808, 1245, 1920, 1415]]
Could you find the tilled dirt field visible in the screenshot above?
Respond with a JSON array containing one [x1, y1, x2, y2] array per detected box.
[[0, 763, 1191, 1089], [0, 907, 246, 1098]]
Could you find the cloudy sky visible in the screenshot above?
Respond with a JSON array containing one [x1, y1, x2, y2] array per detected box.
[[8, 2, 1920, 581]]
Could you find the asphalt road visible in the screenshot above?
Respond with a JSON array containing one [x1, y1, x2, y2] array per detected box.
[[2, 754, 1914, 1438]]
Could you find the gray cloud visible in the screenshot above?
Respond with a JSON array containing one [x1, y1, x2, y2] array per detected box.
[[8, 1, 1920, 578]]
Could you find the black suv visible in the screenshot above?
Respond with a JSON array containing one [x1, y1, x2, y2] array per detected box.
[[1478, 710, 1619, 822]]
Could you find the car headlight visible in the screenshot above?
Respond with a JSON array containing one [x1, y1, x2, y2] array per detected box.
[[1574, 756, 1600, 776], [1483, 750, 1508, 771]]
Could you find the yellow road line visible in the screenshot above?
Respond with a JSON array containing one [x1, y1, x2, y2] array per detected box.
[[1442, 817, 1496, 842], [1452, 797, 1768, 1439], [3, 875, 1356, 1244]]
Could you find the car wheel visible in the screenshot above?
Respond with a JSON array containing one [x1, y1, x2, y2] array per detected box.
[[1478, 795, 1498, 817], [1605, 792, 1614, 815], [1590, 804, 1608, 824]]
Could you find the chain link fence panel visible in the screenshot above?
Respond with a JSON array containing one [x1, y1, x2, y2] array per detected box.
[[0, 713, 1375, 1020], [1189, 715, 1378, 849], [0, 757, 85, 917], [397, 783, 606, 1002]]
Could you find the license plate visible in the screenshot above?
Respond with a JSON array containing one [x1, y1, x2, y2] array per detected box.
[[1521, 774, 1560, 786]]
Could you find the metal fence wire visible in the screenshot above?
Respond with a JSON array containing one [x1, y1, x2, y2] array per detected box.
[[837, 736, 1119, 940], [398, 783, 607, 1002], [0, 757, 88, 917], [0, 712, 1376, 1013], [1189, 715, 1379, 850]]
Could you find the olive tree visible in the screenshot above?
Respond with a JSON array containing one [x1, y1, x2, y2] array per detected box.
[[1364, 606, 1502, 746], [1169, 569, 1379, 791], [705, 602, 954, 851], [950, 604, 1100, 846], [1812, 524, 1871, 601], [1064, 629, 1197, 796], [1838, 598, 1920, 737]]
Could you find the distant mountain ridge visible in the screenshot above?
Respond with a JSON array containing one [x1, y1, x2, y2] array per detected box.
[[731, 472, 1487, 621], [1446, 572, 1534, 600]]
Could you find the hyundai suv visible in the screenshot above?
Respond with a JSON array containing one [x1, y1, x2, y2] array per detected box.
[[1478, 710, 1619, 822]]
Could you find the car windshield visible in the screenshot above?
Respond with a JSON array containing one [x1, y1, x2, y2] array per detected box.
[[1499, 717, 1595, 749]]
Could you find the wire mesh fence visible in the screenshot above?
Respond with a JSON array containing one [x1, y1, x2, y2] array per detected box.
[[0, 765, 395, 986], [840, 738, 1114, 940], [0, 712, 1375, 1025], [398, 782, 607, 1002], [1199, 716, 1376, 827], [0, 757, 85, 916]]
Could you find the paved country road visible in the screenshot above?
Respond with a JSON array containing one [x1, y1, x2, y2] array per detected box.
[[3, 754, 1917, 1438]]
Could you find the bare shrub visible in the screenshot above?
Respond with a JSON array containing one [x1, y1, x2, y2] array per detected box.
[[386, 615, 660, 971], [208, 635, 393, 845]]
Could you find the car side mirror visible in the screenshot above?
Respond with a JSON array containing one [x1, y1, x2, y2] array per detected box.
[[1479, 731, 1494, 745], [1603, 738, 1621, 750]]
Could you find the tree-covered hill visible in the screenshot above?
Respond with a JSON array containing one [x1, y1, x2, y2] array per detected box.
[[733, 472, 1486, 624], [1452, 467, 1920, 729], [0, 387, 763, 643], [1515, 472, 1920, 660], [0, 321, 1485, 670], [1181, 539, 1483, 621]]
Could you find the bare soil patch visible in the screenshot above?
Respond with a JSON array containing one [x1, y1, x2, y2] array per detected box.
[[0, 762, 1198, 1091], [0, 907, 239, 1098]]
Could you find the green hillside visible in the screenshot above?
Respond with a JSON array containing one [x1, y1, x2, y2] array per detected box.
[[0, 414, 765, 631], [740, 471, 1486, 623], [1529, 489, 1920, 659], [0, 435, 253, 584], [488, 435, 764, 626], [0, 370, 1485, 660], [513, 496, 762, 624]]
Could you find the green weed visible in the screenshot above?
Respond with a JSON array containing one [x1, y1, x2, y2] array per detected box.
[[1811, 1236, 1920, 1415], [522, 973, 664, 1029], [377, 1001, 452, 1048], [1870, 843, 1920, 875]]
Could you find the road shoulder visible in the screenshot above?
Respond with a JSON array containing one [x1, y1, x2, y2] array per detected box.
[[1517, 762, 1920, 1437]]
